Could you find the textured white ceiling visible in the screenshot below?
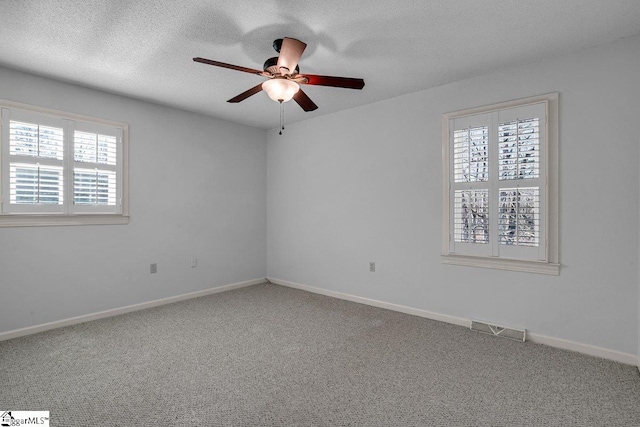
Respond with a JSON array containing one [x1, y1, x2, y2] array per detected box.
[[1, 1, 639, 129]]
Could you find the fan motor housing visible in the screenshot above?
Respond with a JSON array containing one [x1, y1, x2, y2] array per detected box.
[[263, 56, 300, 76], [263, 57, 279, 74]]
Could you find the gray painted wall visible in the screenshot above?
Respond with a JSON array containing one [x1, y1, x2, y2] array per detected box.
[[267, 35, 640, 355], [0, 67, 267, 333]]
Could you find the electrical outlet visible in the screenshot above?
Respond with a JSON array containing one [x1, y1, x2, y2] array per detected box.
[[369, 262, 375, 272], [190, 258, 197, 268], [150, 263, 157, 274]]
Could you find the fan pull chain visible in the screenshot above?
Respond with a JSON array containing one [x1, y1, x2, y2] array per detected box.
[[279, 101, 285, 135]]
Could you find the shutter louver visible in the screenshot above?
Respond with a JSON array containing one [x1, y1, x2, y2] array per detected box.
[[453, 126, 489, 183], [9, 164, 64, 205], [74, 131, 117, 165], [498, 187, 539, 247], [498, 118, 539, 180], [73, 130, 118, 208], [8, 119, 65, 207], [454, 189, 489, 244], [73, 169, 116, 205], [10, 121, 64, 159]]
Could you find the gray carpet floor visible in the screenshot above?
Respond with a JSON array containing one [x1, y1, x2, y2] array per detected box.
[[1, 282, 640, 426]]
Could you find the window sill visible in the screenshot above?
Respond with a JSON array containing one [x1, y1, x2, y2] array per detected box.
[[442, 254, 560, 275], [0, 214, 129, 227]]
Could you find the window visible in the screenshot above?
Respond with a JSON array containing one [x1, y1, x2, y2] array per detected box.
[[442, 93, 558, 274], [0, 100, 128, 226]]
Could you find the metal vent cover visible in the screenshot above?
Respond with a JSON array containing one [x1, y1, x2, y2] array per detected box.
[[471, 320, 526, 342]]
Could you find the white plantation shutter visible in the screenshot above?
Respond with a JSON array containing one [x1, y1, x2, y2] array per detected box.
[[453, 126, 489, 183], [10, 120, 64, 159], [2, 109, 65, 213], [449, 113, 493, 257], [498, 118, 540, 180], [72, 123, 121, 213], [74, 131, 117, 165], [1, 103, 126, 222], [498, 187, 540, 247], [444, 98, 551, 266], [10, 164, 64, 205], [74, 168, 117, 206], [454, 189, 489, 244], [496, 103, 545, 260]]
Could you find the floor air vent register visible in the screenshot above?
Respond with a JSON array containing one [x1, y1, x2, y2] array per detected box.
[[470, 320, 526, 342]]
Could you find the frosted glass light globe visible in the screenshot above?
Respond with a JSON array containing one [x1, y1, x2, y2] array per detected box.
[[262, 78, 300, 103]]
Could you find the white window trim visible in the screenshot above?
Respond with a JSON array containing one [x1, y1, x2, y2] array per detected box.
[[441, 93, 559, 275], [0, 99, 129, 227]]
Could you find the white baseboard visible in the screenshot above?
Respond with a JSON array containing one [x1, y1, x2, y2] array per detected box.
[[0, 278, 265, 342], [268, 277, 639, 367], [525, 332, 639, 366], [268, 277, 469, 328]]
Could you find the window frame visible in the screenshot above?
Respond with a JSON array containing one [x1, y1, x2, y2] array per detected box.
[[441, 93, 559, 275], [0, 99, 129, 227]]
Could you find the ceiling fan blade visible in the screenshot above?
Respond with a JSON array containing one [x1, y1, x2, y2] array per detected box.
[[277, 38, 307, 76], [301, 74, 365, 90], [227, 83, 264, 103], [193, 57, 264, 76], [293, 89, 318, 112]]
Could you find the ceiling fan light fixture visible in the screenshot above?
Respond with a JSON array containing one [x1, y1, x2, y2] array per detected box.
[[262, 78, 299, 103], [194, 36, 363, 114]]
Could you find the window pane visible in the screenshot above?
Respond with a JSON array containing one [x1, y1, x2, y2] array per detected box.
[[499, 187, 539, 246], [453, 126, 488, 182], [74, 168, 117, 205], [74, 131, 117, 165], [10, 121, 64, 159], [498, 118, 539, 180], [454, 189, 489, 243], [9, 163, 64, 204]]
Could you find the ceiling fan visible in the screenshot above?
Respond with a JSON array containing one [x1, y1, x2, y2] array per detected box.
[[193, 37, 365, 113]]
